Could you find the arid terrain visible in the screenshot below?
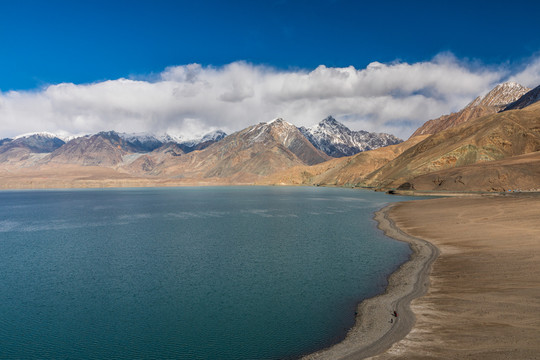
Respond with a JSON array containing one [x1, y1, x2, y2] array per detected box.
[[371, 195, 540, 359]]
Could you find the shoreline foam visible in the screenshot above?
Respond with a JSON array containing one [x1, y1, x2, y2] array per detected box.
[[303, 203, 439, 359]]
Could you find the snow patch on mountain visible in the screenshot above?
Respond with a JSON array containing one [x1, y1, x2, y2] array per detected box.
[[14, 132, 60, 140], [267, 117, 294, 127], [503, 84, 540, 111], [2, 132, 66, 153], [469, 82, 530, 108], [178, 130, 227, 147], [299, 116, 402, 157]]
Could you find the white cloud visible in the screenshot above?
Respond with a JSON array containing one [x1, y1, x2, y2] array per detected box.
[[1, 53, 537, 140], [508, 55, 540, 88]]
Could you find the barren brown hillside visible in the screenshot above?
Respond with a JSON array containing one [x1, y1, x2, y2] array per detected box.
[[410, 82, 529, 137], [403, 150, 540, 192], [125, 119, 330, 183], [259, 136, 428, 186], [363, 101, 540, 189]]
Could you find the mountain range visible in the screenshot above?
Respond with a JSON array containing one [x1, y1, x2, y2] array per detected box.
[[267, 81, 540, 192], [299, 116, 402, 157], [1, 81, 539, 192], [0, 117, 400, 178]]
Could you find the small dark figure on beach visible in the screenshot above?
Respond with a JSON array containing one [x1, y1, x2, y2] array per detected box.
[[393, 311, 398, 317], [390, 318, 393, 323]]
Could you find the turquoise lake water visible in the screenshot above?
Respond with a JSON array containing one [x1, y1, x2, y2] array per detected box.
[[0, 186, 417, 359]]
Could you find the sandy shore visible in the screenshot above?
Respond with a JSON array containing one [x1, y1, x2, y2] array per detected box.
[[370, 195, 540, 359], [305, 194, 540, 359], [303, 203, 440, 359]]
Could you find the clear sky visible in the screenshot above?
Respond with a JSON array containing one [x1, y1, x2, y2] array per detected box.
[[1, 0, 540, 138]]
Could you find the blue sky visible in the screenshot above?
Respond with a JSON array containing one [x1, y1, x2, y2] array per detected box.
[[1, 0, 540, 138], [2, 0, 539, 91]]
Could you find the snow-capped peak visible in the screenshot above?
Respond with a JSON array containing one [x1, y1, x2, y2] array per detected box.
[[200, 129, 227, 142], [299, 116, 402, 157], [8, 131, 66, 153], [175, 130, 227, 147], [469, 82, 530, 108], [14, 131, 61, 140], [116, 130, 227, 146], [12, 131, 83, 142], [118, 132, 161, 143], [267, 117, 293, 127], [319, 116, 340, 126]]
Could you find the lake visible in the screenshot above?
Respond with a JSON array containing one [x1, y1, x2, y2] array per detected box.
[[0, 186, 416, 359]]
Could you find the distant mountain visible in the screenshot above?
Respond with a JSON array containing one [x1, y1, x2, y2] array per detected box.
[[126, 142, 186, 174], [177, 130, 227, 153], [411, 82, 530, 138], [503, 84, 540, 111], [126, 118, 331, 181], [118, 130, 227, 153], [188, 118, 329, 180], [40, 129, 228, 167], [117, 133, 164, 152], [6, 132, 65, 153], [299, 116, 402, 157], [47, 131, 136, 166], [0, 133, 65, 163]]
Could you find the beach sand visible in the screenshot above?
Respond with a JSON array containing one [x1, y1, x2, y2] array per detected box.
[[371, 195, 540, 359], [306, 194, 540, 360], [304, 202, 439, 360]]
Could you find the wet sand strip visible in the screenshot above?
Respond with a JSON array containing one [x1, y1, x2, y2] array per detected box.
[[303, 203, 439, 359]]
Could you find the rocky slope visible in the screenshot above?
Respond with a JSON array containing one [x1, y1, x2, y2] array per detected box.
[[125, 143, 185, 174], [402, 150, 540, 192], [363, 100, 540, 190], [116, 133, 164, 152], [260, 135, 428, 186], [0, 133, 65, 163], [299, 116, 402, 157], [411, 82, 530, 137], [46, 131, 138, 166], [503, 84, 540, 111]]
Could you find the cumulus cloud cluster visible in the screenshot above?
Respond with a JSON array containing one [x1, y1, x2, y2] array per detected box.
[[1, 53, 537, 139]]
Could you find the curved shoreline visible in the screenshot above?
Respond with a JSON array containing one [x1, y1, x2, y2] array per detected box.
[[303, 202, 439, 359]]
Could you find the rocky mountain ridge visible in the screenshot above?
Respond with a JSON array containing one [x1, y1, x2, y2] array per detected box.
[[410, 81, 530, 138], [124, 118, 331, 182], [1, 132, 66, 153], [362, 102, 540, 190], [299, 116, 402, 157], [0, 133, 66, 164], [0, 117, 394, 171], [503, 84, 540, 111], [469, 82, 529, 107]]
